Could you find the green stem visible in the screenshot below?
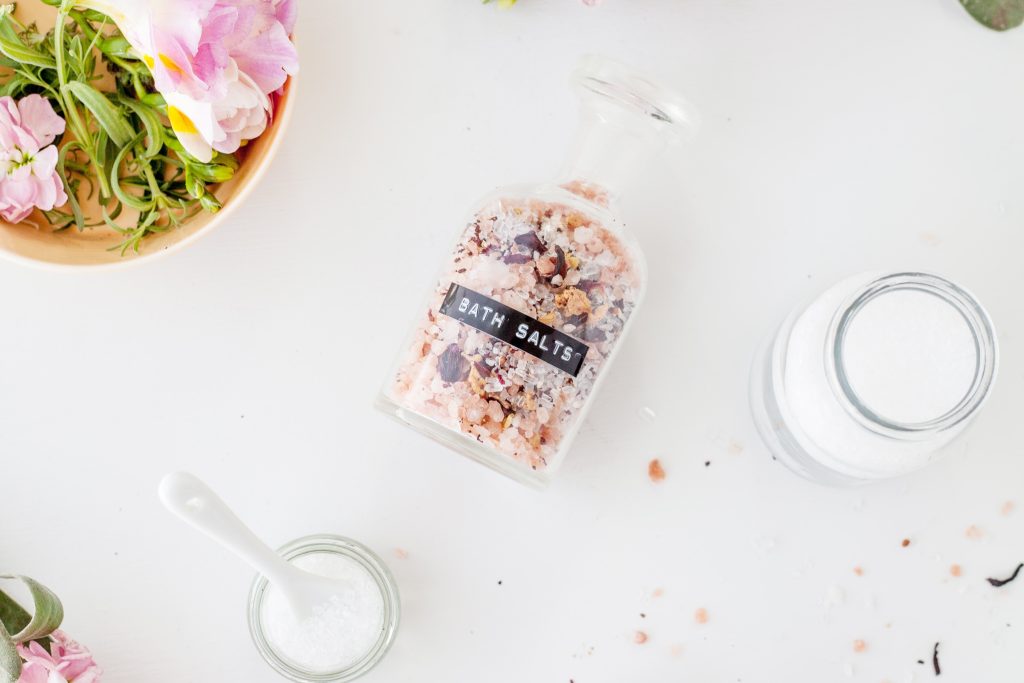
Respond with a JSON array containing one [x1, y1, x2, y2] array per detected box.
[[54, 1, 112, 199], [68, 10, 139, 74]]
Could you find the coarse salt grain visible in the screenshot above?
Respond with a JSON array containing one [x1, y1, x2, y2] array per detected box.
[[648, 459, 666, 482], [261, 552, 384, 672]]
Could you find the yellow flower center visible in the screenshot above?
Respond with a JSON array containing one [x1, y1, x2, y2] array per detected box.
[[143, 54, 186, 77], [168, 106, 198, 134], [158, 53, 186, 76]]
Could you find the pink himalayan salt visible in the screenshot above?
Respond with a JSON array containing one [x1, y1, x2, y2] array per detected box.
[[387, 196, 639, 473]]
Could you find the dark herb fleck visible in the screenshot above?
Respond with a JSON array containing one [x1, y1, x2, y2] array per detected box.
[[565, 313, 589, 327], [438, 344, 469, 383], [554, 245, 568, 277], [987, 562, 1024, 587], [514, 231, 544, 252], [704, 461, 711, 467], [503, 252, 534, 265], [933, 641, 941, 676]]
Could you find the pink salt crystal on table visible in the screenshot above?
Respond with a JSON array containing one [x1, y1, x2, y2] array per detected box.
[[648, 459, 666, 482], [694, 608, 709, 624], [852, 639, 867, 653]]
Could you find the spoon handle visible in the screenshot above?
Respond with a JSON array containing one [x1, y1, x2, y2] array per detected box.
[[159, 472, 294, 588]]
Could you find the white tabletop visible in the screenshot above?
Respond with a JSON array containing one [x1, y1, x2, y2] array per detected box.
[[2, 1, 1022, 681]]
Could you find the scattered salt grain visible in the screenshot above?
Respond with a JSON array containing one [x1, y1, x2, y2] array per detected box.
[[648, 459, 666, 482]]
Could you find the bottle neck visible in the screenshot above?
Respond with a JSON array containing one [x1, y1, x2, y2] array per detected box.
[[557, 107, 662, 205], [557, 56, 700, 209]]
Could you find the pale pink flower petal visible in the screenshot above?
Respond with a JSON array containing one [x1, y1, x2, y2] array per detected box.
[[0, 96, 39, 152], [16, 631, 101, 683], [82, 0, 296, 160], [229, 17, 297, 94], [0, 95, 68, 223], [16, 95, 66, 148]]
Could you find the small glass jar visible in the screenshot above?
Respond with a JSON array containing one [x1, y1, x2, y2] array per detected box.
[[247, 535, 401, 682], [750, 271, 998, 485], [377, 56, 699, 487]]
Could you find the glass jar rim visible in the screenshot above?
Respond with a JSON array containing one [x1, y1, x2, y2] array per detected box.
[[826, 272, 998, 440], [247, 534, 401, 683]]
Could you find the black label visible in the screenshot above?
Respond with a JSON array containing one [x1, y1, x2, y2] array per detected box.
[[438, 283, 589, 377]]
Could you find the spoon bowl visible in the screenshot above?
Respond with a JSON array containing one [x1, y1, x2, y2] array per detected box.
[[158, 472, 351, 620]]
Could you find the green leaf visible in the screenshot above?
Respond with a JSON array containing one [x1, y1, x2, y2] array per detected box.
[[56, 141, 87, 231], [62, 81, 134, 147], [0, 30, 56, 69], [0, 590, 31, 636], [0, 9, 53, 69], [109, 132, 156, 211], [960, 0, 1024, 30], [0, 576, 64, 645], [0, 619, 20, 683], [119, 96, 164, 158], [99, 35, 133, 58], [189, 163, 235, 184]]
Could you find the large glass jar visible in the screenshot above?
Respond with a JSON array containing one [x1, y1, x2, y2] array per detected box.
[[750, 271, 999, 485], [377, 56, 699, 487]]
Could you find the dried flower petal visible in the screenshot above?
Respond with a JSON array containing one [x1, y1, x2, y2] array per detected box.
[[438, 344, 470, 383]]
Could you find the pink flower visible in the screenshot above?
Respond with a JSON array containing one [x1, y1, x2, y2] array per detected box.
[[0, 95, 68, 224], [163, 60, 271, 162], [16, 630, 102, 683], [85, 0, 298, 162]]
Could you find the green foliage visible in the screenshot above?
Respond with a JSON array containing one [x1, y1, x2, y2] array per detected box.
[[0, 4, 239, 253], [960, 0, 1024, 30], [0, 576, 65, 683]]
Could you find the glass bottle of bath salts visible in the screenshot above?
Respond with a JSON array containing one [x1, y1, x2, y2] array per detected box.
[[378, 56, 699, 487]]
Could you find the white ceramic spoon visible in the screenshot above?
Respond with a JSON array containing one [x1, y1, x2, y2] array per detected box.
[[158, 472, 350, 620]]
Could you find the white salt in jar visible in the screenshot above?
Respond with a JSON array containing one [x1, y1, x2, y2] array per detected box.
[[247, 535, 400, 682], [750, 272, 998, 485]]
